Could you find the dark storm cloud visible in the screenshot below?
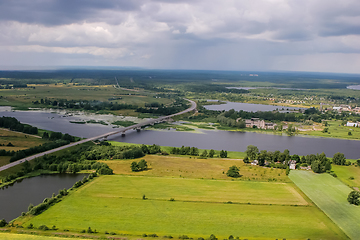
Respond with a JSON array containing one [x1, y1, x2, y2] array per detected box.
[[0, 0, 144, 26]]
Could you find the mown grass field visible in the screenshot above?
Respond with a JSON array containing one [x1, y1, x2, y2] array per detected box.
[[332, 164, 360, 189], [289, 170, 360, 240], [22, 175, 347, 240], [101, 155, 288, 182]]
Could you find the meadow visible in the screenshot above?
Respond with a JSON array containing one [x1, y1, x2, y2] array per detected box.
[[332, 164, 360, 189], [0, 128, 46, 167], [289, 170, 360, 240], [22, 175, 347, 240], [101, 154, 287, 182]]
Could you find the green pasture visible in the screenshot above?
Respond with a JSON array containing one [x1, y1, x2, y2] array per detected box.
[[332, 164, 360, 189], [289, 170, 360, 240], [24, 175, 347, 239], [72, 175, 307, 205]]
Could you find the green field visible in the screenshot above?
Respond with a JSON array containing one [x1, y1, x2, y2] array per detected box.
[[289, 170, 360, 240], [22, 175, 348, 239], [332, 164, 360, 189]]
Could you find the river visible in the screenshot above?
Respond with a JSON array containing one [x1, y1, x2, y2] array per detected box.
[[1, 109, 359, 159]]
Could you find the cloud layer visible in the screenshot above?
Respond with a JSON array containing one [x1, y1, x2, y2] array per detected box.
[[0, 0, 360, 73]]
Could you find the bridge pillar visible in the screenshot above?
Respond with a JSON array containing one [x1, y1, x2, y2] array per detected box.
[[121, 132, 125, 137], [136, 128, 141, 132]]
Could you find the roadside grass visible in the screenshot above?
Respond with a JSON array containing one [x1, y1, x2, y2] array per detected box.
[[332, 164, 360, 189], [289, 170, 360, 240], [0, 156, 11, 167], [21, 175, 347, 240], [101, 155, 288, 182], [299, 120, 360, 140]]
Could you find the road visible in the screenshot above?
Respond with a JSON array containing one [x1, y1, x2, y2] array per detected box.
[[0, 99, 196, 173]]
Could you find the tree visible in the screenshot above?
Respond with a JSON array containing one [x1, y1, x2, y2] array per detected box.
[[333, 152, 346, 165], [245, 145, 259, 160], [131, 161, 139, 172], [200, 150, 208, 158], [347, 191, 360, 205], [208, 149, 215, 158], [42, 132, 49, 139], [220, 150, 227, 158], [138, 159, 148, 171], [226, 165, 240, 178], [0, 219, 7, 227], [243, 156, 250, 163]]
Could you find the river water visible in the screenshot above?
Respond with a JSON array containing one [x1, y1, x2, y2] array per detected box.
[[0, 174, 86, 222], [1, 109, 359, 158], [204, 101, 303, 112]]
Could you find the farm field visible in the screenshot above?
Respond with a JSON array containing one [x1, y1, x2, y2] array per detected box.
[[289, 170, 360, 240], [21, 175, 347, 240], [332, 164, 360, 189], [100, 154, 287, 182], [0, 84, 173, 110]]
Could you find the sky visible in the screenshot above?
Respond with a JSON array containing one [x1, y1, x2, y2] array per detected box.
[[0, 0, 360, 73]]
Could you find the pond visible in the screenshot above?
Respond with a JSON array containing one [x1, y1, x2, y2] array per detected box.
[[0, 174, 87, 222], [204, 101, 304, 112]]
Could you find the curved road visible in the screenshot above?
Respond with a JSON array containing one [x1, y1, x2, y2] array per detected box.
[[0, 99, 196, 173]]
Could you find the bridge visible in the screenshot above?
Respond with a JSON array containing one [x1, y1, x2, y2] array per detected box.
[[0, 99, 197, 173]]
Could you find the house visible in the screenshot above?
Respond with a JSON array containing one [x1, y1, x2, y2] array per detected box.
[[289, 160, 297, 170], [251, 160, 258, 165], [346, 122, 358, 127], [242, 118, 276, 129]]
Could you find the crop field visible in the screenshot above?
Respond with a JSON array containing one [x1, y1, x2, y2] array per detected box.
[[23, 175, 347, 240], [101, 155, 287, 182], [0, 232, 93, 240], [289, 170, 360, 240], [331, 165, 360, 189]]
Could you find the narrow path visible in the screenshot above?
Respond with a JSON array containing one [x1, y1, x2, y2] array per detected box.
[[0, 99, 196, 173]]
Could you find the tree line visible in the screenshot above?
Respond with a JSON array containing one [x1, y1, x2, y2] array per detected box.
[[0, 116, 38, 135]]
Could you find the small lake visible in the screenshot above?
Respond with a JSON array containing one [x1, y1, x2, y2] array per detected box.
[[0, 174, 86, 221], [204, 101, 304, 112]]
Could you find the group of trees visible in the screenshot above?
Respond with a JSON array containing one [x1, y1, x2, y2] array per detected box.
[[131, 159, 148, 172], [136, 99, 189, 116], [0, 116, 38, 135], [42, 132, 76, 142], [170, 146, 200, 156], [243, 145, 333, 173]]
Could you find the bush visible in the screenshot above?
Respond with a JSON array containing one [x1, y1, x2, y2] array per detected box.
[[38, 225, 49, 230], [347, 191, 360, 205], [0, 219, 7, 227], [226, 165, 240, 178]]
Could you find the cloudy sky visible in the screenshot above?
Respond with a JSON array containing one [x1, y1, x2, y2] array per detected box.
[[0, 0, 360, 73]]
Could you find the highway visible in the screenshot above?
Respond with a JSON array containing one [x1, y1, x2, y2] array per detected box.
[[0, 99, 196, 173]]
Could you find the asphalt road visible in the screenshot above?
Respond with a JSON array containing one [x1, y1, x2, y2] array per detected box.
[[0, 99, 196, 173]]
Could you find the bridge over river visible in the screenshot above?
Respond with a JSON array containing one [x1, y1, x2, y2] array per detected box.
[[0, 99, 196, 173]]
